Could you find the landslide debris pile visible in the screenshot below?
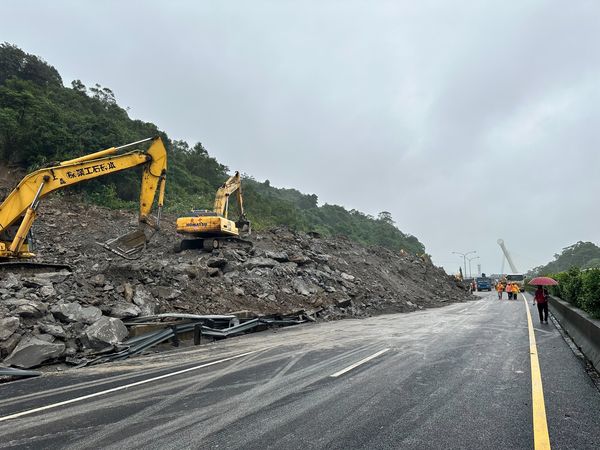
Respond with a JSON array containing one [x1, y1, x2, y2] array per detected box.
[[0, 196, 471, 369]]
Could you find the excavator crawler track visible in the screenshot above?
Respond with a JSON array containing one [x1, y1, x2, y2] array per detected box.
[[175, 237, 253, 253], [0, 261, 72, 273]]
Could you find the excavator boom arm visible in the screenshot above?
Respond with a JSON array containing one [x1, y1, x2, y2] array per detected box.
[[0, 137, 167, 259], [213, 171, 244, 218]]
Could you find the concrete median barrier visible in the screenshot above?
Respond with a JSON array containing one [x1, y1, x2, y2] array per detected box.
[[549, 296, 600, 372]]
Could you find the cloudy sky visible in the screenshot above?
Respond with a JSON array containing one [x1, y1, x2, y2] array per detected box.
[[4, 0, 599, 274]]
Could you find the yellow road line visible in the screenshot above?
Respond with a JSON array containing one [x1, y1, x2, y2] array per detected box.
[[522, 293, 551, 449]]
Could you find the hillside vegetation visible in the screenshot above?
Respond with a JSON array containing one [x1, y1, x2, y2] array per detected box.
[[0, 43, 424, 254], [530, 241, 600, 318], [530, 241, 600, 275]]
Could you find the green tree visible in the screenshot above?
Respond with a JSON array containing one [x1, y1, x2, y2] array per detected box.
[[0, 43, 428, 256]]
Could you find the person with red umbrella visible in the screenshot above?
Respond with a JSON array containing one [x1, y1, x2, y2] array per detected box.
[[529, 277, 558, 324]]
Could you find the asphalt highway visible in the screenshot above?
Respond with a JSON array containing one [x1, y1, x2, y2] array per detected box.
[[1, 292, 599, 449]]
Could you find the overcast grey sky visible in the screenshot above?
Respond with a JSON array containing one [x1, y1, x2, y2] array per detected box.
[[3, 0, 599, 274]]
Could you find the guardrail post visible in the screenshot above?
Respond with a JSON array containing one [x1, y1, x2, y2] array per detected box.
[[171, 325, 179, 347], [194, 323, 202, 345]]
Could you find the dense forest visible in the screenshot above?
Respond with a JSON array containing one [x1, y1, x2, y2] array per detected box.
[[530, 241, 600, 275], [0, 43, 424, 254]]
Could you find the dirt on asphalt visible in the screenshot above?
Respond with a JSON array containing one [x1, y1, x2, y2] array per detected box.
[[0, 193, 473, 369]]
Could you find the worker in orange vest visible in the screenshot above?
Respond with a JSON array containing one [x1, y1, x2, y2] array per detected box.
[[496, 282, 504, 299], [511, 283, 520, 300], [506, 282, 513, 299]]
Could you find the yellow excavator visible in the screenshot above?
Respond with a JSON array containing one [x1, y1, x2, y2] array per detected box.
[[0, 137, 167, 264], [175, 171, 251, 252]]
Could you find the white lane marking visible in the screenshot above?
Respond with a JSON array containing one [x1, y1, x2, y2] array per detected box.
[[330, 348, 390, 378], [0, 350, 261, 423]]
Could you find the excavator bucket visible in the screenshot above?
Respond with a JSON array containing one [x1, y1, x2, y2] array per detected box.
[[97, 228, 149, 260], [236, 218, 252, 234]]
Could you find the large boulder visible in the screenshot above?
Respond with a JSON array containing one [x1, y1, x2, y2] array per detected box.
[[4, 336, 65, 368], [51, 302, 102, 324], [0, 316, 20, 340], [83, 317, 128, 349]]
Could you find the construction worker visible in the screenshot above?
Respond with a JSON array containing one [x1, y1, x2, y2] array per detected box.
[[511, 283, 520, 300], [506, 282, 513, 300], [496, 282, 504, 299]]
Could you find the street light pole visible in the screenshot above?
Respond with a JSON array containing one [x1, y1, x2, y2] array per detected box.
[[467, 255, 480, 278], [452, 250, 476, 278]]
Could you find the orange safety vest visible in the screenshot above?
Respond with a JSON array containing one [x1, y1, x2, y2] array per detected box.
[[511, 284, 519, 293]]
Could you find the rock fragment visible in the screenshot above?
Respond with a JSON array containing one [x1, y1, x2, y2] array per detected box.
[[109, 303, 141, 319], [207, 256, 228, 268], [244, 257, 279, 269], [39, 322, 67, 339], [51, 302, 102, 324], [83, 317, 128, 349], [132, 287, 156, 316], [0, 317, 20, 340], [4, 336, 65, 368]]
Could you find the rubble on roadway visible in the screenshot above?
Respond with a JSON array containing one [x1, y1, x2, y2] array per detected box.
[[0, 196, 472, 369]]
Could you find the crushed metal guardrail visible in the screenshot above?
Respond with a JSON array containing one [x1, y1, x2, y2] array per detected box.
[[0, 367, 42, 378], [83, 314, 307, 366]]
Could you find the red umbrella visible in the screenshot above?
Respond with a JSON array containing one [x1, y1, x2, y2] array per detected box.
[[528, 276, 558, 286]]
